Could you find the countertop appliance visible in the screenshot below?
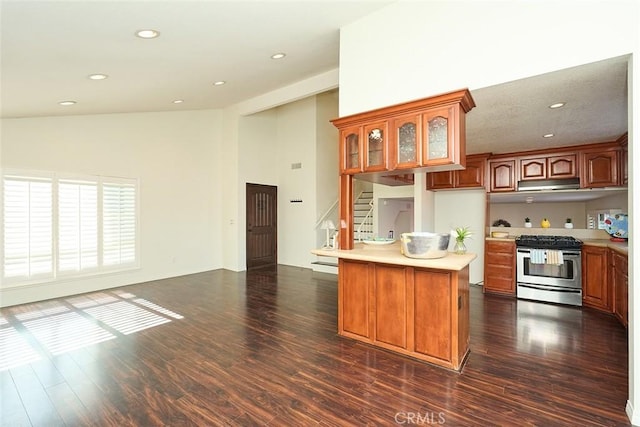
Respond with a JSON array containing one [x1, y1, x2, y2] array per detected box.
[[516, 235, 583, 306]]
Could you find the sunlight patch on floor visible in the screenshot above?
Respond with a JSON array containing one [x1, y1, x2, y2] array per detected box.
[[23, 311, 116, 356], [0, 291, 183, 371], [84, 301, 171, 335], [0, 327, 42, 370]]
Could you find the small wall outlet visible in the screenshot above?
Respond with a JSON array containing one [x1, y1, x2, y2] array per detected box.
[[291, 162, 302, 169]]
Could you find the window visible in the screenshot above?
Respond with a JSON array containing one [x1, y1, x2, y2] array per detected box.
[[3, 175, 53, 280], [2, 171, 138, 285]]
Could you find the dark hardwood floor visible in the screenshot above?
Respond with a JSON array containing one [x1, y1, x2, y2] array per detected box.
[[0, 266, 630, 426]]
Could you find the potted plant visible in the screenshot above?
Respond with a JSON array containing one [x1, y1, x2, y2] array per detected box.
[[565, 218, 573, 229], [524, 217, 532, 228], [454, 226, 472, 254]]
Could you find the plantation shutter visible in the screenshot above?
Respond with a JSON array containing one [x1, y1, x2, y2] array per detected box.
[[58, 180, 98, 273], [3, 176, 53, 279], [102, 181, 136, 266]]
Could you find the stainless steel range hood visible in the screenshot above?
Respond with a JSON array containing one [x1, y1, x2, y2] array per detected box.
[[517, 178, 581, 191]]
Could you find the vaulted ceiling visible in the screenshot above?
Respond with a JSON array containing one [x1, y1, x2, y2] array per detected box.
[[1, 1, 628, 155]]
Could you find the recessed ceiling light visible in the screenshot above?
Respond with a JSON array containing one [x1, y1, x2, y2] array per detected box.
[[271, 53, 286, 60], [549, 102, 565, 109], [58, 101, 76, 106], [172, 100, 184, 104], [88, 74, 108, 80], [135, 29, 160, 39], [213, 81, 226, 86], [543, 133, 554, 138]]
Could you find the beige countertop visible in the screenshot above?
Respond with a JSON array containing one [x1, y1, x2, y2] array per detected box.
[[484, 236, 628, 254], [312, 242, 476, 271]]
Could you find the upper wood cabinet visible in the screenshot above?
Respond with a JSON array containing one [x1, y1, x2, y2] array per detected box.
[[427, 153, 488, 190], [422, 105, 463, 169], [488, 159, 516, 192], [339, 126, 363, 174], [580, 147, 619, 188], [486, 140, 625, 193], [519, 153, 578, 181], [391, 113, 422, 169], [364, 122, 389, 172], [332, 89, 475, 177]]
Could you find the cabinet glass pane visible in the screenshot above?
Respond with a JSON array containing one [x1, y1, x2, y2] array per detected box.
[[368, 128, 384, 167], [346, 133, 359, 169], [428, 116, 448, 159], [397, 122, 416, 164]]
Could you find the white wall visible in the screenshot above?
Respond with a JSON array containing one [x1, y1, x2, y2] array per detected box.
[[1, 110, 223, 306], [339, 1, 637, 116], [434, 189, 486, 284], [276, 97, 317, 267], [339, 0, 639, 421], [315, 91, 340, 248]]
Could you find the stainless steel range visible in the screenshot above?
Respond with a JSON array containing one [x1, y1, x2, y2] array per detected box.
[[515, 235, 583, 306]]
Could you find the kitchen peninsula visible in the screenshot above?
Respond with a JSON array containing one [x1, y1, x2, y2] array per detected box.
[[313, 243, 476, 371]]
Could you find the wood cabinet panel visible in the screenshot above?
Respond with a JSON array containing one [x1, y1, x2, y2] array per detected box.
[[611, 250, 628, 327], [337, 259, 469, 371], [548, 154, 578, 179], [456, 156, 485, 188], [520, 157, 546, 180], [581, 149, 619, 188], [364, 122, 389, 172], [339, 259, 370, 338], [427, 171, 455, 189], [422, 105, 462, 168], [519, 154, 578, 181], [390, 113, 422, 169], [581, 245, 610, 311], [489, 160, 516, 192], [374, 264, 407, 349], [427, 154, 486, 190], [339, 126, 363, 175], [414, 270, 451, 361], [483, 240, 516, 295]]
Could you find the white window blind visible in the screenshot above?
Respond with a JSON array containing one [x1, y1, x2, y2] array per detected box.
[[2, 172, 138, 285], [103, 181, 136, 267], [3, 176, 53, 279], [58, 180, 98, 273]]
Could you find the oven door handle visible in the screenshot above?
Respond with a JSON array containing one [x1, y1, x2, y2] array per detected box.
[[518, 283, 581, 293], [517, 248, 581, 256]]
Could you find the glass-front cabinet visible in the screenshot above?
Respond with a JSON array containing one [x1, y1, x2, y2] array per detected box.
[[391, 114, 421, 169], [364, 122, 388, 172], [340, 126, 363, 174], [422, 106, 457, 167]]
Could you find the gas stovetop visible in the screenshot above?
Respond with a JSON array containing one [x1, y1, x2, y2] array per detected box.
[[515, 235, 583, 250]]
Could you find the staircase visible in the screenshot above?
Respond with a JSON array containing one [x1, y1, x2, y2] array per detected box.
[[354, 191, 374, 241]]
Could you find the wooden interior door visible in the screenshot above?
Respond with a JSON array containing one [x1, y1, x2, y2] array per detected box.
[[246, 183, 277, 270]]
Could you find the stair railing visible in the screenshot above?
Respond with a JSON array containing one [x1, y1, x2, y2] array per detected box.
[[355, 200, 374, 241]]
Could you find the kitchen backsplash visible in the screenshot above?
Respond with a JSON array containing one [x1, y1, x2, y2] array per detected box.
[[489, 192, 627, 231], [488, 226, 612, 240]]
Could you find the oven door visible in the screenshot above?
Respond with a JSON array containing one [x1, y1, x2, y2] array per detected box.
[[516, 248, 582, 289]]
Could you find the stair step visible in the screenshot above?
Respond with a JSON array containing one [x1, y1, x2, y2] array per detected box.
[[311, 261, 338, 267]]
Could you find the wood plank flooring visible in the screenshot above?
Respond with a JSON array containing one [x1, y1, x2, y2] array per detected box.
[[0, 266, 630, 426]]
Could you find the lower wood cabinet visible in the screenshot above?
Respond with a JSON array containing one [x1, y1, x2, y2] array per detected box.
[[483, 240, 516, 295], [338, 259, 469, 370], [610, 249, 628, 327], [581, 245, 611, 311]]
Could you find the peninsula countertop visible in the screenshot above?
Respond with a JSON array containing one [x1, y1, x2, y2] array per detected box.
[[312, 242, 476, 271]]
